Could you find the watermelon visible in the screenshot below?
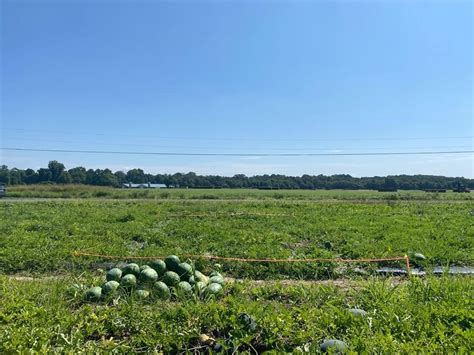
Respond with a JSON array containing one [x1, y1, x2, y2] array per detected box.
[[123, 263, 140, 277], [323, 241, 333, 250], [195, 281, 207, 294], [165, 255, 180, 272], [209, 275, 225, 285], [139, 268, 158, 284], [103, 281, 120, 295], [85, 286, 102, 301], [414, 253, 426, 261], [176, 262, 193, 279], [209, 271, 222, 278], [205, 283, 223, 296], [154, 281, 171, 299], [140, 264, 151, 271], [121, 274, 137, 288], [320, 339, 347, 353], [188, 275, 196, 285], [194, 270, 209, 285], [106, 268, 122, 282], [176, 281, 193, 296], [134, 289, 150, 299], [150, 260, 167, 275], [162, 271, 180, 286]]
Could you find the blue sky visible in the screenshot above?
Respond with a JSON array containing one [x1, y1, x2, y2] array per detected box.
[[1, 0, 472, 177]]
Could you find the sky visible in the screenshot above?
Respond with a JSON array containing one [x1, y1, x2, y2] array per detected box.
[[1, 0, 473, 177]]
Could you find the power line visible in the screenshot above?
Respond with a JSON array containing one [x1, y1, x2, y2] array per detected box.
[[3, 127, 473, 142], [2, 147, 473, 157]]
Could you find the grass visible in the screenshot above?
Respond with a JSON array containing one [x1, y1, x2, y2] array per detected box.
[[1, 276, 472, 353], [6, 184, 474, 200], [0, 190, 473, 352], [0, 199, 472, 276]]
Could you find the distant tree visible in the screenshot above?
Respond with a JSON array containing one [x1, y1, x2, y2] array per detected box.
[[0, 165, 9, 184], [85, 169, 118, 186], [24, 169, 38, 184], [163, 175, 178, 187], [114, 171, 127, 185], [180, 172, 197, 187], [1, 160, 473, 190], [68, 167, 87, 184], [126, 169, 146, 183], [96, 169, 119, 186], [144, 173, 155, 183], [48, 161, 66, 182], [382, 178, 398, 190], [85, 169, 96, 185], [37, 168, 53, 183], [58, 171, 72, 184], [9, 168, 25, 185]]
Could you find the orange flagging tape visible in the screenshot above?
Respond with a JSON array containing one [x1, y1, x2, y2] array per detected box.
[[405, 254, 411, 274], [72, 251, 411, 273]]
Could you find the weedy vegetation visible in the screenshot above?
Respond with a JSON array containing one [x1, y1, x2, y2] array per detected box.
[[6, 184, 474, 201], [0, 189, 472, 352]]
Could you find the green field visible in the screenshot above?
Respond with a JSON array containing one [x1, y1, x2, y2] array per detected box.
[[6, 184, 474, 200], [0, 190, 473, 352]]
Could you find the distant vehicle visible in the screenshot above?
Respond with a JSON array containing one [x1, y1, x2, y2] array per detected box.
[[0, 184, 5, 198], [452, 182, 471, 193], [453, 187, 471, 193]]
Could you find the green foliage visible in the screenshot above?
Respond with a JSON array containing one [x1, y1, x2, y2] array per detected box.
[[0, 192, 472, 352], [0, 199, 472, 276], [6, 185, 474, 200], [2, 160, 474, 190], [0, 276, 472, 352]]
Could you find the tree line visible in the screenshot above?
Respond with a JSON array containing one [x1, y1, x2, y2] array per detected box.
[[0, 161, 472, 190]]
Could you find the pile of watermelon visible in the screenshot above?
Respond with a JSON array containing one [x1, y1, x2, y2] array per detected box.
[[84, 255, 224, 302]]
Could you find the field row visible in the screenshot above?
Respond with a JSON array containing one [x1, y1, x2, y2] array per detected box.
[[1, 200, 472, 276], [5, 185, 473, 200]]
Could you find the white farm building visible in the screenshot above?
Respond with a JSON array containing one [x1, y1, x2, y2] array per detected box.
[[122, 182, 167, 189]]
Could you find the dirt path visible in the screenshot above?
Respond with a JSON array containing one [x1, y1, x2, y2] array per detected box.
[[1, 197, 470, 204]]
